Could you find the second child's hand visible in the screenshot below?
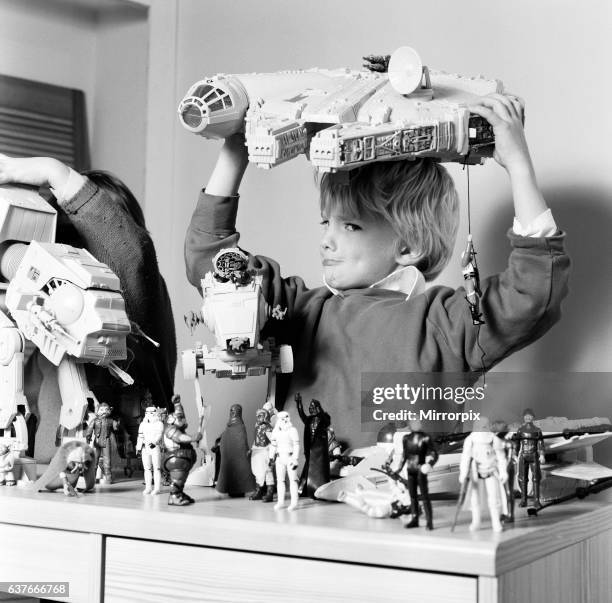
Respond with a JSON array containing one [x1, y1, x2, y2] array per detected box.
[[0, 154, 70, 191]]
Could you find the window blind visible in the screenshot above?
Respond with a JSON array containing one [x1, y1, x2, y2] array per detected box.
[[0, 74, 90, 171]]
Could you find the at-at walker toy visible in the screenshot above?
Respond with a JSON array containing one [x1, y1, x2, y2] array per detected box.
[[0, 185, 133, 475], [183, 248, 293, 385], [182, 248, 293, 482]]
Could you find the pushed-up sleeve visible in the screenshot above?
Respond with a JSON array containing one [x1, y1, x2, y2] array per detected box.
[[426, 230, 570, 371]]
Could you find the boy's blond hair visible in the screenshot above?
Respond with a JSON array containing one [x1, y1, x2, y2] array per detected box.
[[319, 159, 459, 281]]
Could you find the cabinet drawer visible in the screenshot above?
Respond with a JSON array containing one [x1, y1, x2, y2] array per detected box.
[[0, 524, 102, 603], [105, 536, 476, 603]]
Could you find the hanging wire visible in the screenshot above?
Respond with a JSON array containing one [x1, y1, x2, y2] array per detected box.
[[465, 161, 472, 234]]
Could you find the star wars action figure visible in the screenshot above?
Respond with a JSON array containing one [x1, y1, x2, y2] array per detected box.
[[163, 395, 201, 505], [86, 402, 117, 484], [0, 444, 15, 486], [262, 400, 278, 427], [327, 426, 346, 478], [270, 411, 300, 511], [459, 417, 508, 532], [33, 441, 96, 496], [516, 408, 545, 510], [492, 420, 518, 523], [216, 404, 255, 497], [250, 408, 275, 502], [295, 393, 330, 497], [136, 406, 165, 495], [338, 465, 412, 519], [393, 420, 438, 530]]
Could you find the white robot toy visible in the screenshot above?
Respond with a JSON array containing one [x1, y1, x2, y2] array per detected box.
[[182, 247, 293, 485]]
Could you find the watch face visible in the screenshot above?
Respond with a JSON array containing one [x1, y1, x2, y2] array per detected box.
[[214, 249, 248, 279]]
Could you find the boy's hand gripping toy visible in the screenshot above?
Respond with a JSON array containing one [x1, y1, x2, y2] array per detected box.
[[178, 46, 502, 171]]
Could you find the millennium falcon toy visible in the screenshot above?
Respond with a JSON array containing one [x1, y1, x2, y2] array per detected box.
[[178, 47, 504, 171]]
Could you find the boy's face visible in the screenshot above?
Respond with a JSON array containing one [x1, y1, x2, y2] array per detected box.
[[320, 208, 401, 290]]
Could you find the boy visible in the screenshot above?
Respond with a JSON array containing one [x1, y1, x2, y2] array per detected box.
[[185, 94, 570, 448]]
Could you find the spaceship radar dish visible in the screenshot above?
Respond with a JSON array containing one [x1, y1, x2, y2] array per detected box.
[[388, 46, 423, 96]]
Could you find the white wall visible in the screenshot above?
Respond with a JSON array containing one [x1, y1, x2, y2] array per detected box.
[[147, 0, 612, 449], [0, 0, 98, 135], [93, 7, 148, 199], [0, 0, 148, 199]]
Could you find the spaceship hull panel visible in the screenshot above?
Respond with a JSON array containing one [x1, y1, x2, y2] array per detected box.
[[300, 77, 387, 124], [235, 70, 361, 103], [245, 117, 309, 168]]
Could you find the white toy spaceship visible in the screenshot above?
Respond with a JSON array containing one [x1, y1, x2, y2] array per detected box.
[[178, 47, 502, 171]]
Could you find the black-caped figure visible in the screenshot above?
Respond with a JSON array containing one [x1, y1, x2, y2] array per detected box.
[[216, 404, 255, 497], [163, 395, 201, 506], [396, 420, 438, 530], [211, 436, 222, 486], [516, 408, 544, 509], [295, 393, 330, 497]]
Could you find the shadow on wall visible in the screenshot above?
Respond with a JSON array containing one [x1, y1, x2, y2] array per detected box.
[[477, 185, 612, 373]]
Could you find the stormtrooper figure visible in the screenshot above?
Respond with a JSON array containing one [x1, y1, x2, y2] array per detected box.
[[269, 411, 300, 511]]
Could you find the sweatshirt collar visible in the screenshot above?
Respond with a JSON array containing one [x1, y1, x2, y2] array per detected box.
[[324, 265, 426, 300]]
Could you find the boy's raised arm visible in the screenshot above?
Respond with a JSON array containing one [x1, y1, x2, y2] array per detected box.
[[468, 94, 549, 229], [184, 133, 248, 288], [206, 133, 249, 197], [427, 94, 569, 370]]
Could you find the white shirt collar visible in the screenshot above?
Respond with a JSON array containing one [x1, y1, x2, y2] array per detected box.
[[324, 265, 426, 300]]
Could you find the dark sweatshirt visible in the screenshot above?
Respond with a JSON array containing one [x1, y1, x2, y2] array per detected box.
[[185, 191, 570, 447]]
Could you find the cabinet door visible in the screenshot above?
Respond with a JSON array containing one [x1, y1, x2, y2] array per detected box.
[[0, 524, 102, 603], [105, 536, 477, 603]]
